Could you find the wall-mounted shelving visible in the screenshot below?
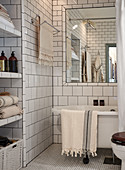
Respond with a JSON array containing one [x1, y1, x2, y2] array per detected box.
[[0, 72, 22, 78], [0, 114, 22, 127], [0, 22, 21, 38]]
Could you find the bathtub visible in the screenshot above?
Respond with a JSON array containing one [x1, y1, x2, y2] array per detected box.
[[52, 105, 118, 148]]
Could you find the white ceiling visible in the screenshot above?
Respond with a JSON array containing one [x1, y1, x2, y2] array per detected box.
[[77, 7, 116, 20]]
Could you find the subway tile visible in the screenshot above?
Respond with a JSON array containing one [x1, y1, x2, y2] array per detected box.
[[0, 79, 11, 87], [88, 0, 97, 3], [68, 0, 77, 4], [69, 96, 77, 105], [13, 128, 22, 138], [103, 87, 113, 96], [0, 128, 12, 138], [93, 87, 102, 96], [0, 0, 10, 4], [114, 87, 117, 96], [53, 67, 62, 76], [83, 87, 92, 96], [12, 79, 22, 87], [11, 0, 21, 4], [59, 96, 67, 105], [109, 97, 117, 106], [63, 86, 72, 95], [78, 97, 87, 105], [54, 87, 62, 96], [53, 96, 58, 106], [99, 0, 108, 2], [5, 38, 17, 46], [73, 87, 82, 96], [78, 0, 87, 4]]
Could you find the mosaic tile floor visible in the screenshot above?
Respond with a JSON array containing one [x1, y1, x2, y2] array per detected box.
[[22, 144, 121, 170]]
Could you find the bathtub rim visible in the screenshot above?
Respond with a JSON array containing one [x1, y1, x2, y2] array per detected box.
[[52, 105, 118, 116]]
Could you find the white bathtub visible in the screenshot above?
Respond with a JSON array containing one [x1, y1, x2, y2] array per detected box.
[[52, 105, 118, 148]]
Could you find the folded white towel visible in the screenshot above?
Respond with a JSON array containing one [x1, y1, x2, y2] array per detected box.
[[0, 96, 19, 108], [0, 105, 23, 119]]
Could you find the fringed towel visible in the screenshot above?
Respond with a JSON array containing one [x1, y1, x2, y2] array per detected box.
[[61, 109, 85, 157], [0, 96, 19, 108], [0, 105, 23, 119], [61, 110, 97, 157], [83, 110, 97, 157], [38, 17, 53, 66]]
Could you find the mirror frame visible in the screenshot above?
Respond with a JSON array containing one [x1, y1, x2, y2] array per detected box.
[[62, 6, 117, 86]]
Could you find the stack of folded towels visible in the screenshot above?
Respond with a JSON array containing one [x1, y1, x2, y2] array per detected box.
[[0, 4, 15, 28], [0, 92, 23, 119]]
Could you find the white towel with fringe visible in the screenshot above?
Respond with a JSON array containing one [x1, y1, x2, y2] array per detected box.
[[61, 109, 97, 157], [38, 18, 53, 66], [61, 109, 85, 157]]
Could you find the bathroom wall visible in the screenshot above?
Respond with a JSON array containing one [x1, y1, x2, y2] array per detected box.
[[0, 0, 23, 140], [22, 0, 53, 165], [53, 0, 117, 143], [87, 20, 116, 80]]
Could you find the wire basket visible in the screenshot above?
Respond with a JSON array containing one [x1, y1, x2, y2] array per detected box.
[[0, 139, 23, 170], [0, 149, 4, 170]]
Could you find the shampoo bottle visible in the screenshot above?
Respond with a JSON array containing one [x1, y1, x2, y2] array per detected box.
[[0, 51, 7, 72], [9, 51, 18, 73]]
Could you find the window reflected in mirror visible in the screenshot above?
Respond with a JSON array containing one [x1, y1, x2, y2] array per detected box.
[[66, 7, 116, 83], [106, 44, 117, 83]]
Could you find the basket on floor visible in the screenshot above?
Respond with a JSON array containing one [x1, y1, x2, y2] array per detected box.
[[0, 139, 23, 170]]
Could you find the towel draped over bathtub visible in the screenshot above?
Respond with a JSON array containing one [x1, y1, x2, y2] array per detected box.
[[61, 109, 97, 157]]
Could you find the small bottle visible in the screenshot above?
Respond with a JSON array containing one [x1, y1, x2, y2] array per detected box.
[[0, 51, 7, 72], [9, 51, 18, 73]]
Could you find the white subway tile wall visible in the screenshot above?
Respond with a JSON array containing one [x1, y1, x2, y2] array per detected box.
[[52, 0, 117, 143], [0, 0, 23, 142], [22, 0, 53, 165]]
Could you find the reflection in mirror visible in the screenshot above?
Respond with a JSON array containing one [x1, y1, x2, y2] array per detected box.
[[106, 44, 117, 83], [66, 7, 116, 83]]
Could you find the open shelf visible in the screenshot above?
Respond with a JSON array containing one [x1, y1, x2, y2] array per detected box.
[[0, 72, 22, 78], [0, 114, 22, 127], [0, 22, 21, 38]]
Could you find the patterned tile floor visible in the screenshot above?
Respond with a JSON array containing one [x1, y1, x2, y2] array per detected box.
[[22, 144, 121, 170]]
